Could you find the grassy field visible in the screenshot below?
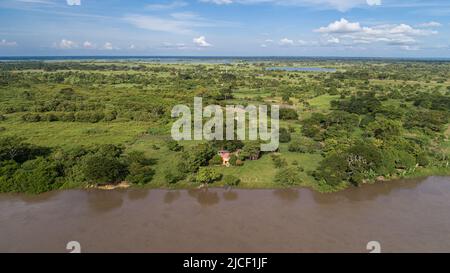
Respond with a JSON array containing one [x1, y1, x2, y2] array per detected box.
[[1, 60, 449, 193]]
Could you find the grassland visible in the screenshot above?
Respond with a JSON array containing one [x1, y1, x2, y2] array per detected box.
[[0, 59, 449, 193]]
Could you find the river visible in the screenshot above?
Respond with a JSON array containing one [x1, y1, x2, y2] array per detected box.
[[1, 176, 449, 253]]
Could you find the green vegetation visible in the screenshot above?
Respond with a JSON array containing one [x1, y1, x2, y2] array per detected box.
[[0, 59, 449, 193]]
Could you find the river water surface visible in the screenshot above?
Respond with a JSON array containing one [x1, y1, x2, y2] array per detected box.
[[1, 176, 450, 252]]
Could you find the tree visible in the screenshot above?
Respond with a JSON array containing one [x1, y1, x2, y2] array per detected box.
[[11, 157, 63, 194], [366, 117, 402, 140], [81, 152, 127, 184], [196, 168, 222, 184], [279, 128, 291, 143], [279, 108, 298, 120], [178, 143, 216, 173]]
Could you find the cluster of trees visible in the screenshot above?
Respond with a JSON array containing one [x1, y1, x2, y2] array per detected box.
[[0, 137, 155, 193]]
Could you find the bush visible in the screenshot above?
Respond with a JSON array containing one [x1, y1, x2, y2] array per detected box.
[[271, 154, 287, 168], [10, 157, 63, 194], [196, 168, 222, 184], [279, 108, 299, 120], [209, 154, 223, 165], [81, 153, 127, 184], [229, 154, 238, 166], [274, 167, 300, 186], [178, 143, 216, 173], [60, 113, 75, 122], [126, 162, 154, 185], [223, 175, 240, 186], [22, 113, 41, 122], [166, 140, 183, 152], [279, 128, 291, 143], [164, 169, 185, 184]]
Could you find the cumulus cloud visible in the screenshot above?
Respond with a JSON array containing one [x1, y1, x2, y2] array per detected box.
[[66, 0, 80, 6], [315, 18, 438, 49], [366, 0, 381, 6], [193, 36, 212, 47], [315, 18, 361, 33], [279, 38, 294, 46], [58, 39, 77, 49], [102, 42, 114, 50], [83, 41, 95, 49], [0, 39, 17, 47]]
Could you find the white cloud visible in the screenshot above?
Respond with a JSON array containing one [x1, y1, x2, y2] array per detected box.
[[146, 1, 188, 10], [66, 0, 80, 6], [366, 0, 381, 6], [279, 38, 294, 46], [200, 0, 233, 4], [83, 41, 95, 49], [58, 39, 77, 49], [123, 13, 230, 35], [419, 21, 442, 28], [193, 36, 212, 47], [315, 19, 438, 49], [315, 18, 361, 33], [326, 36, 340, 44], [102, 42, 114, 50], [0, 39, 17, 47]]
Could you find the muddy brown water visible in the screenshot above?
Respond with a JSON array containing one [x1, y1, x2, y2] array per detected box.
[[1, 176, 450, 253]]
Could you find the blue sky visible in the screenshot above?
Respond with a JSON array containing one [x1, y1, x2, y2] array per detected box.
[[0, 0, 449, 57]]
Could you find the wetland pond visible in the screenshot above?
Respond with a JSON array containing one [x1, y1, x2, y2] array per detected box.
[[1, 176, 450, 252]]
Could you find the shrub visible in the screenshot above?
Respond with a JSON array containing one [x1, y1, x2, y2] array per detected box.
[[274, 167, 300, 186], [235, 159, 244, 166], [279, 128, 291, 143], [209, 154, 223, 165], [271, 154, 287, 168], [81, 153, 127, 184], [279, 108, 298, 120], [196, 168, 222, 184], [22, 113, 41, 122], [164, 169, 184, 184], [229, 154, 238, 166], [11, 157, 63, 194], [178, 143, 216, 173], [166, 140, 183, 152], [126, 162, 154, 185], [223, 175, 240, 186]]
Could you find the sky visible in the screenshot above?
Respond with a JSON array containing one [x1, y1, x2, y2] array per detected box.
[[0, 0, 450, 57]]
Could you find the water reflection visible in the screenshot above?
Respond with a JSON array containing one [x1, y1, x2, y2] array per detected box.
[[273, 189, 300, 203], [312, 178, 425, 204], [86, 190, 124, 213], [188, 189, 220, 207], [127, 189, 150, 201], [223, 190, 238, 201], [164, 191, 181, 204]]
